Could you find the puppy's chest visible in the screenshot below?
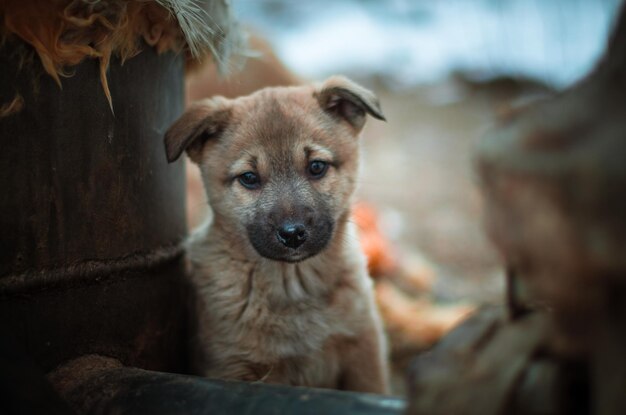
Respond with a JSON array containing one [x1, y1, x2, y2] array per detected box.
[[238, 300, 343, 360], [201, 261, 358, 358]]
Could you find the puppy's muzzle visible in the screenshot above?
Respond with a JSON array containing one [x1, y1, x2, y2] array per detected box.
[[247, 202, 334, 263], [276, 222, 308, 249]]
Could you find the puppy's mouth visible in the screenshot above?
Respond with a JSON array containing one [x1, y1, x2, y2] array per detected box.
[[278, 250, 315, 264], [247, 220, 334, 263]]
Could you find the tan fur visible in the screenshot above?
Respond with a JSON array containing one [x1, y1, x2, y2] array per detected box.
[[165, 77, 390, 393]]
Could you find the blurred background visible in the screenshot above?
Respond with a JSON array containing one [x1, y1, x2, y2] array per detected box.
[[185, 0, 623, 394]]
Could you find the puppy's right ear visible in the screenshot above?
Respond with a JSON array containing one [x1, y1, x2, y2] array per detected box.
[[164, 97, 231, 164], [316, 76, 385, 132]]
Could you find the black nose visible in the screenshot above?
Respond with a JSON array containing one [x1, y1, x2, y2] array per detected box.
[[276, 222, 308, 249]]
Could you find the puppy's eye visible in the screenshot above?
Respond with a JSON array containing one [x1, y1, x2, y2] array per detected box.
[[239, 172, 261, 189], [307, 160, 328, 179]]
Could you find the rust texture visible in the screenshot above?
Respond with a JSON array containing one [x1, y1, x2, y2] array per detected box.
[[0, 38, 187, 277], [0, 38, 189, 378]]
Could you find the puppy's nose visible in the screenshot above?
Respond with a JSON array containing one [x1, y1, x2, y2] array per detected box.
[[276, 222, 307, 249]]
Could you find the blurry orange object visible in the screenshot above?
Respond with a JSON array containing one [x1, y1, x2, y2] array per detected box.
[[376, 280, 474, 352], [352, 202, 398, 278]]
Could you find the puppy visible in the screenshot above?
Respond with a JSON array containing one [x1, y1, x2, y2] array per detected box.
[[164, 76, 390, 394]]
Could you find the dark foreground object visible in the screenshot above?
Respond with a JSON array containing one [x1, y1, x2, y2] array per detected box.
[[407, 3, 626, 415], [49, 356, 405, 415], [0, 39, 187, 412], [0, 39, 188, 373]]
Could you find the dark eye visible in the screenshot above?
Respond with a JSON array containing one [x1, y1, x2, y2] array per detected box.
[[307, 160, 328, 179], [238, 172, 261, 189]]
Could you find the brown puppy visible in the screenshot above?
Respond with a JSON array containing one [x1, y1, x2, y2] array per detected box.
[[164, 76, 390, 393]]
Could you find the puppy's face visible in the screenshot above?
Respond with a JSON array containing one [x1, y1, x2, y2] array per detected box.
[[165, 76, 384, 263]]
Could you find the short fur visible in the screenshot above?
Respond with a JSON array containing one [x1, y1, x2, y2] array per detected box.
[[165, 76, 390, 393]]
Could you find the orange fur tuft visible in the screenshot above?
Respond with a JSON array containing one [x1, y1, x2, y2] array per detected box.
[[1, 0, 238, 112]]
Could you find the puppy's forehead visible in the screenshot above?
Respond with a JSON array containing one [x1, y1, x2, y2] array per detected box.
[[233, 87, 324, 147], [215, 86, 358, 174]]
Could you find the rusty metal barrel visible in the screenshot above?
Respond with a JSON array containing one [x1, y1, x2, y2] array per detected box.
[[0, 39, 188, 408]]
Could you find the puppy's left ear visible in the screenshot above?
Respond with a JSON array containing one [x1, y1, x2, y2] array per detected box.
[[164, 97, 231, 164], [316, 75, 386, 131]]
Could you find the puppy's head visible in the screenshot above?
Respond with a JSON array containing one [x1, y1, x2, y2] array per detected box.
[[165, 76, 385, 263]]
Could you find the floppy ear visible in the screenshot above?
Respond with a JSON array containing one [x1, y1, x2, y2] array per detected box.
[[164, 97, 231, 164], [316, 75, 386, 131]]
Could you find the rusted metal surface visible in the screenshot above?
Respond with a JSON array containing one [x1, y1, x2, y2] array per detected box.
[[48, 355, 406, 415], [0, 39, 188, 377], [0, 260, 188, 373], [0, 40, 187, 278]]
